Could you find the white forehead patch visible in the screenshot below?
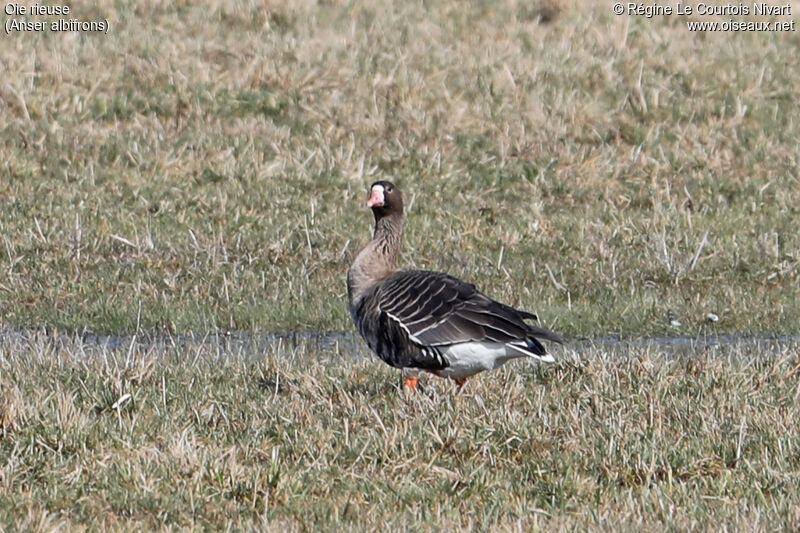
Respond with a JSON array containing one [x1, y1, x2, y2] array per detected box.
[[371, 184, 385, 194]]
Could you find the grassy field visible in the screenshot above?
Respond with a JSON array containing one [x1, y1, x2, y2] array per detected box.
[[1, 331, 799, 530], [1, 0, 800, 530], [0, 0, 798, 337]]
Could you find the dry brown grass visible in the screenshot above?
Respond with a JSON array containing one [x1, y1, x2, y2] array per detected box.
[[1, 4, 799, 526], [0, 0, 797, 336], [1, 330, 799, 529]]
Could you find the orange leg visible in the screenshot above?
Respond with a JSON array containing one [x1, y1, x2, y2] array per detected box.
[[454, 377, 468, 390], [404, 377, 419, 390]]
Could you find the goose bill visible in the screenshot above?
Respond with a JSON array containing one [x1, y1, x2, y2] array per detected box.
[[367, 185, 385, 207]]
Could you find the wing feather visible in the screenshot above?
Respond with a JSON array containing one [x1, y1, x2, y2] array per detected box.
[[376, 270, 564, 350]]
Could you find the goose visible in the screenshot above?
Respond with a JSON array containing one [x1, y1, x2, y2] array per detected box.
[[347, 181, 564, 390]]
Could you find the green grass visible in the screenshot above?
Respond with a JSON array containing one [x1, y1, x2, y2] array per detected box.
[[1, 2, 799, 529], [0, 0, 798, 337], [1, 332, 799, 530]]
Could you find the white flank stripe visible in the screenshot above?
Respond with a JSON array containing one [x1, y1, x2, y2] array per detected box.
[[385, 311, 422, 343]]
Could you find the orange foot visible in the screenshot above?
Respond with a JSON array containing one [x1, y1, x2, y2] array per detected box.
[[454, 377, 468, 390], [404, 377, 419, 390]]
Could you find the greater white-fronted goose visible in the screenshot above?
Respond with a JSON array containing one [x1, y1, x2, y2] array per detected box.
[[347, 181, 564, 390]]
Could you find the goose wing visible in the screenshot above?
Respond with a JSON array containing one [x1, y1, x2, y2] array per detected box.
[[377, 270, 563, 353]]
